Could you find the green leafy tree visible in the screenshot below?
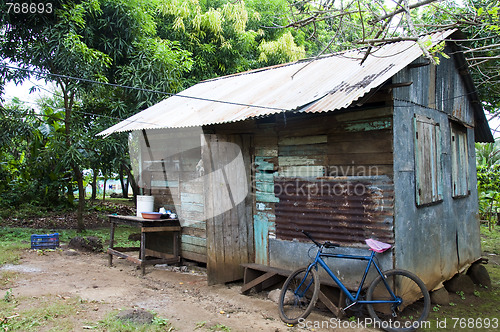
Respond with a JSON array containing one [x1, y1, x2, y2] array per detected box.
[[1, 0, 193, 229], [155, 0, 308, 83], [1, 0, 113, 230], [257, 31, 305, 65], [0, 98, 70, 208], [476, 140, 500, 226]]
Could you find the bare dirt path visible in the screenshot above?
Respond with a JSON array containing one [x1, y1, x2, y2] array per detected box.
[[3, 247, 373, 331]]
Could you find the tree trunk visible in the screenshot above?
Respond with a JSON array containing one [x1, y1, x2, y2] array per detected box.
[[73, 163, 86, 232], [119, 164, 128, 198], [91, 169, 98, 200], [123, 162, 138, 202], [103, 177, 107, 201], [67, 179, 74, 204], [60, 82, 85, 231], [124, 176, 129, 199]]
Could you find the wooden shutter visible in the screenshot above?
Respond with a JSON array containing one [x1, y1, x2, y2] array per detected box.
[[414, 115, 442, 206], [451, 124, 469, 197]]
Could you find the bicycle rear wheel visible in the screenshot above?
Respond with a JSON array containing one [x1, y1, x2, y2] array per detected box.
[[278, 267, 320, 324], [366, 269, 430, 332]]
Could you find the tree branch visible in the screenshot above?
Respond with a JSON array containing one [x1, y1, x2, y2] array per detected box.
[[468, 55, 500, 61], [370, 0, 438, 24], [463, 43, 500, 54], [357, 36, 418, 44]]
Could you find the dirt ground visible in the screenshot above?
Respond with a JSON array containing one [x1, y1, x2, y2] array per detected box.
[[2, 247, 374, 332]]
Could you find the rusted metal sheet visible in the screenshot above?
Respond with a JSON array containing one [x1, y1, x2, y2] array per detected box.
[[99, 31, 457, 136], [274, 176, 394, 245]]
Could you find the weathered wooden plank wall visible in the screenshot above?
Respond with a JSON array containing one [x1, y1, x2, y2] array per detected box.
[[392, 52, 480, 289], [202, 134, 254, 285], [253, 125, 278, 265], [139, 129, 207, 263], [250, 97, 395, 270], [272, 106, 395, 248]]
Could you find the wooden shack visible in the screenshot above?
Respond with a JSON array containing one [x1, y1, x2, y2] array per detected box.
[[100, 30, 493, 289]]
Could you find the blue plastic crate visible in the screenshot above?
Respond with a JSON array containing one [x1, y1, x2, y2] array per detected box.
[[31, 233, 59, 249]]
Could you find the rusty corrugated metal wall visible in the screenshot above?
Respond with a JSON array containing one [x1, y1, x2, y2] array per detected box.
[[274, 177, 394, 245], [249, 100, 397, 271]]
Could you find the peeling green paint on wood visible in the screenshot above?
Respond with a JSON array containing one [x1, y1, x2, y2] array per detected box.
[[344, 119, 392, 132], [256, 181, 274, 193], [181, 242, 207, 255], [255, 172, 275, 182], [255, 156, 275, 171], [181, 234, 206, 247], [256, 192, 279, 203], [181, 220, 206, 230], [279, 165, 325, 177], [181, 202, 204, 213], [255, 147, 278, 157], [254, 213, 269, 265], [181, 193, 204, 204], [278, 156, 324, 166]]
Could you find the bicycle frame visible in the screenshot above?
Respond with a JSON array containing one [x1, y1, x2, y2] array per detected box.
[[305, 247, 401, 308]]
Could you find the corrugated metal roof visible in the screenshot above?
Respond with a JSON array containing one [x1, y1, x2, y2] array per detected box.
[[99, 30, 472, 136]]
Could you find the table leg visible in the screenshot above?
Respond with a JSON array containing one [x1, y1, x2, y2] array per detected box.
[[108, 222, 116, 266], [140, 228, 146, 275], [173, 231, 179, 262]]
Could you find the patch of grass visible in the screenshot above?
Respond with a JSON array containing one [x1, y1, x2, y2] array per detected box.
[[422, 227, 500, 331], [0, 242, 28, 265], [0, 227, 35, 243], [96, 311, 175, 332], [0, 203, 52, 220], [0, 271, 18, 288], [108, 197, 135, 206], [0, 226, 139, 258], [423, 271, 500, 330], [208, 323, 231, 331], [0, 295, 82, 331], [480, 225, 500, 254], [58, 226, 139, 248], [2, 289, 13, 302], [195, 321, 207, 329]]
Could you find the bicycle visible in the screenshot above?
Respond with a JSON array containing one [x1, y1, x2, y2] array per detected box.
[[278, 231, 430, 332]]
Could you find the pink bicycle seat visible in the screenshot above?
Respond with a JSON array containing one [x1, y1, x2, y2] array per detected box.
[[365, 239, 392, 253]]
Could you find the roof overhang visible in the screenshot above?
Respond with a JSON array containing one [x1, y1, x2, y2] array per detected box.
[[98, 29, 493, 142]]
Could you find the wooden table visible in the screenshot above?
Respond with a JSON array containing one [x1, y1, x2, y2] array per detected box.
[[107, 215, 181, 275]]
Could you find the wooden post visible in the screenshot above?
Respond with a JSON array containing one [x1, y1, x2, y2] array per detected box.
[[108, 221, 115, 266], [140, 229, 146, 275]]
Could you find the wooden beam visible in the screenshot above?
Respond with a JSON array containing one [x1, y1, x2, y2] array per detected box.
[[141, 226, 181, 232], [380, 82, 413, 90], [408, 60, 431, 68], [318, 290, 344, 318], [241, 271, 278, 294]]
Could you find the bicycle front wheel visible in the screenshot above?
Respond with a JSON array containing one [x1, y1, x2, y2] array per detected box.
[[278, 267, 320, 324], [366, 269, 430, 332]]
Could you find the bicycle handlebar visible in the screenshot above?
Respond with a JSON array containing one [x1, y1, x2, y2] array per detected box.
[[301, 230, 340, 249]]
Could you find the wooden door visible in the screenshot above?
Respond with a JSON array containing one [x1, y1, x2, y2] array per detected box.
[[202, 134, 254, 285]]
